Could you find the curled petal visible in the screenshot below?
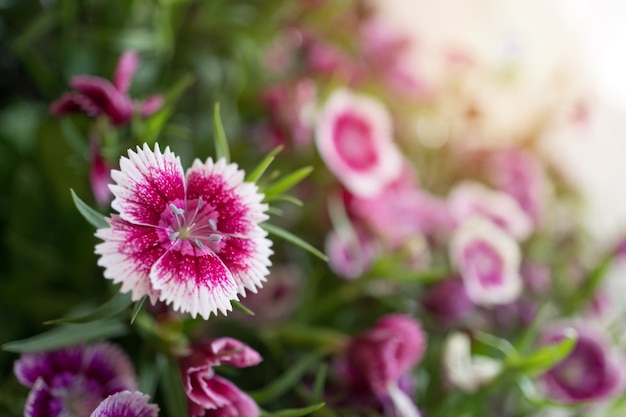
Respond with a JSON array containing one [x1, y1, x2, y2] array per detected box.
[[70, 76, 135, 125], [150, 241, 239, 319], [24, 379, 59, 417], [140, 95, 165, 117], [207, 338, 263, 368], [196, 376, 259, 417], [90, 391, 159, 417], [113, 51, 140, 94], [49, 92, 103, 118]]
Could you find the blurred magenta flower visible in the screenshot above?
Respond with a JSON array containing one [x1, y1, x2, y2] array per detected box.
[[89, 137, 113, 208], [50, 51, 163, 126], [89, 392, 159, 417], [539, 322, 626, 404], [95, 143, 273, 319], [180, 338, 262, 417], [13, 343, 137, 417], [421, 277, 474, 326], [315, 89, 403, 198], [343, 314, 426, 417], [448, 181, 533, 241], [450, 217, 522, 306]]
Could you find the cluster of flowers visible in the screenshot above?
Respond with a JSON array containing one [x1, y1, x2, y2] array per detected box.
[[8, 1, 626, 417]]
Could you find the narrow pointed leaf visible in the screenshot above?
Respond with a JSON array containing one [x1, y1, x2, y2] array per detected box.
[[44, 292, 133, 325], [507, 328, 577, 376], [263, 166, 313, 200], [213, 102, 230, 163], [131, 295, 148, 324], [231, 300, 255, 316], [3, 321, 128, 353], [158, 353, 188, 417], [249, 353, 321, 404], [247, 145, 284, 183], [261, 222, 328, 262], [71, 189, 108, 229], [261, 403, 326, 417]]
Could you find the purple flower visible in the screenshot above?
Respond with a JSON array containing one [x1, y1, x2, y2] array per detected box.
[[180, 338, 262, 417], [315, 89, 403, 198], [90, 392, 158, 417], [13, 343, 137, 417], [50, 51, 163, 126], [95, 144, 273, 319], [421, 277, 474, 326], [344, 314, 426, 417], [539, 322, 626, 404], [450, 217, 522, 306]]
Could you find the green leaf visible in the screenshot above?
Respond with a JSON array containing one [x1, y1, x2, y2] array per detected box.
[[231, 300, 255, 316], [261, 222, 328, 262], [44, 292, 133, 325], [158, 353, 188, 417], [246, 145, 284, 183], [261, 403, 326, 417], [312, 363, 328, 403], [507, 328, 577, 376], [213, 103, 230, 163], [3, 321, 128, 353], [249, 353, 321, 404], [263, 166, 313, 201], [70, 189, 108, 229], [131, 295, 148, 324]]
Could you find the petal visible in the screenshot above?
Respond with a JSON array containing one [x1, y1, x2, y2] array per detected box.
[[110, 143, 186, 227], [84, 343, 137, 395], [199, 376, 259, 417], [150, 241, 239, 319], [90, 391, 159, 417], [95, 215, 165, 303], [208, 338, 263, 368], [140, 95, 165, 117], [113, 51, 140, 94], [49, 92, 103, 118], [24, 378, 62, 417], [14, 346, 84, 387], [185, 158, 272, 293], [70, 76, 134, 125]]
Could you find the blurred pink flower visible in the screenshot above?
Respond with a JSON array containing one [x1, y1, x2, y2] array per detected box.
[[539, 322, 626, 404], [344, 314, 426, 417], [50, 51, 163, 126], [89, 392, 159, 417], [180, 338, 262, 417], [450, 217, 522, 306], [421, 277, 474, 326], [487, 148, 550, 225], [95, 144, 272, 319], [325, 224, 377, 280], [315, 89, 403, 197], [448, 181, 533, 241]]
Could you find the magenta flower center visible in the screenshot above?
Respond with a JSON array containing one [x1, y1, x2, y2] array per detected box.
[[159, 197, 227, 253], [463, 240, 504, 287], [333, 113, 378, 171]]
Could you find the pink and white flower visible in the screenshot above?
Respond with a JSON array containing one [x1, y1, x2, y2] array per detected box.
[[450, 217, 522, 306], [448, 181, 533, 241], [315, 89, 403, 197], [95, 143, 272, 319]]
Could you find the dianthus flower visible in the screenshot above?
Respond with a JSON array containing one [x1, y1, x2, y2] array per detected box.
[[90, 392, 159, 417], [539, 322, 626, 404], [450, 217, 522, 306], [13, 343, 137, 417], [180, 338, 262, 417], [50, 51, 163, 126], [343, 314, 426, 417], [95, 144, 273, 319], [315, 88, 403, 198]]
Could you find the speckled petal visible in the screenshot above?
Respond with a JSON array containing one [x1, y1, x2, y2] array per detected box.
[[89, 391, 159, 417], [109, 144, 186, 227], [150, 241, 239, 319]]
